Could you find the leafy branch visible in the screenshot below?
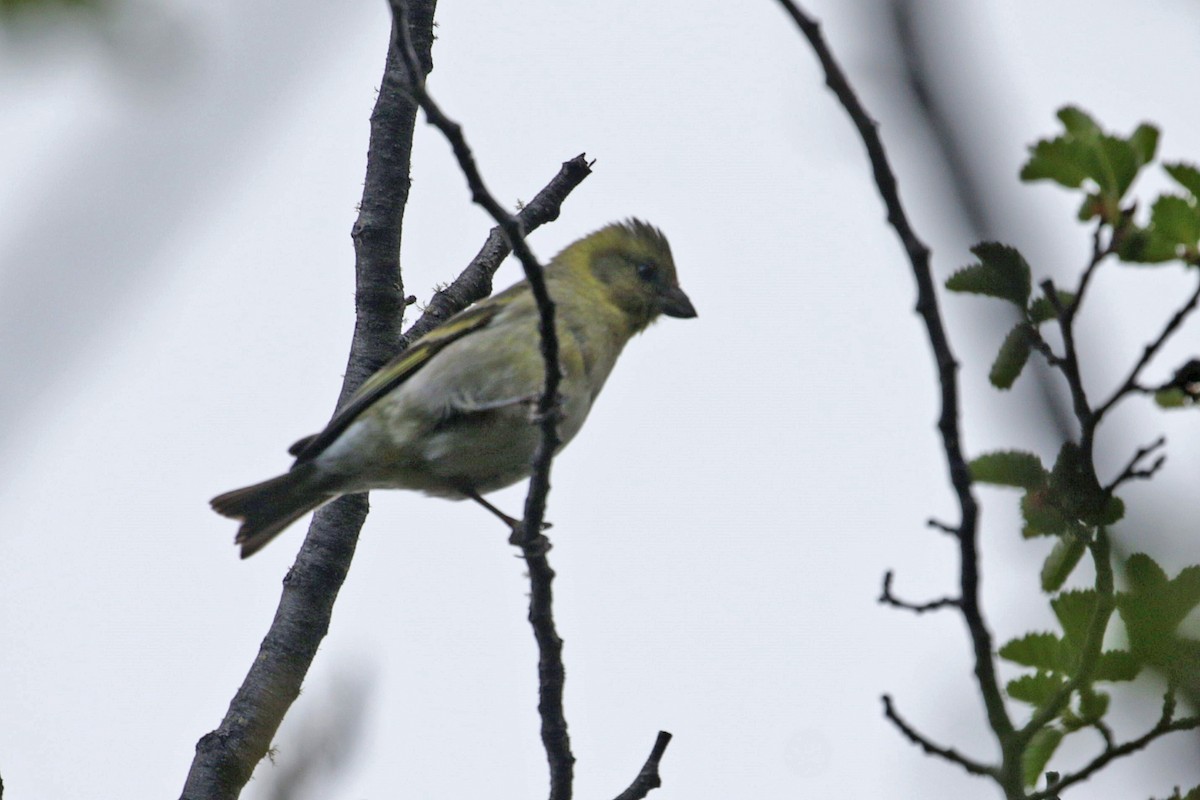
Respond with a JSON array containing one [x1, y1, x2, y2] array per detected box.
[[780, 4, 1200, 797], [952, 110, 1200, 795]]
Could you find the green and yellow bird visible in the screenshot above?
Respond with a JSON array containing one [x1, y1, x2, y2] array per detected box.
[[212, 219, 696, 557]]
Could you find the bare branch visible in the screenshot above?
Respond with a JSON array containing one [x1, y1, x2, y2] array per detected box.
[[179, 6, 437, 798], [881, 696, 996, 778], [776, 0, 1012, 758], [1106, 436, 1167, 492]]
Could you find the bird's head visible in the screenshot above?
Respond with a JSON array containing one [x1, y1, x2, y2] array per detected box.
[[555, 219, 697, 332]]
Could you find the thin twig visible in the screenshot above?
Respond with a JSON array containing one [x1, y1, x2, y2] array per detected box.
[[879, 571, 960, 613], [1106, 436, 1167, 492], [402, 154, 593, 344], [1030, 703, 1200, 799], [1094, 270, 1200, 423], [612, 732, 674, 800], [390, 2, 575, 795], [1027, 327, 1066, 368], [881, 696, 996, 777], [1042, 277, 1095, 450], [1070, 224, 1110, 315], [776, 1, 1013, 779], [926, 517, 960, 535]]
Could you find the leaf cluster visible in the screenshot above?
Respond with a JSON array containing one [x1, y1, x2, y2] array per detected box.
[[947, 107, 1200, 401], [947, 108, 1200, 793]]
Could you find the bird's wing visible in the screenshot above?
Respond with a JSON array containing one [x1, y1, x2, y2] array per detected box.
[[289, 298, 507, 462]]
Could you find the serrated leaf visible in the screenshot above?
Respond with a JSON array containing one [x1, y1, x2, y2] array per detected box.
[[1000, 632, 1065, 671], [1042, 538, 1087, 592], [1022, 727, 1064, 787], [946, 243, 1032, 307], [1165, 162, 1200, 198], [1021, 137, 1093, 189], [1149, 194, 1200, 253], [1052, 589, 1098, 648], [973, 242, 1032, 306], [991, 323, 1034, 389], [1129, 124, 1160, 166], [1007, 672, 1067, 706], [1126, 553, 1169, 590], [970, 451, 1046, 489], [1028, 290, 1076, 324], [1094, 649, 1141, 681], [1022, 489, 1066, 535], [1171, 565, 1200, 614]]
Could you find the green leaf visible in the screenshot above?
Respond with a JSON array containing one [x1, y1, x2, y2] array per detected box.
[[990, 323, 1034, 389], [1022, 727, 1064, 787], [1022, 489, 1067, 536], [1155, 387, 1191, 407], [1114, 556, 1200, 672], [1052, 589, 1098, 649], [1126, 552, 1169, 590], [1173, 565, 1200, 614], [1028, 290, 1076, 323], [1042, 538, 1087, 592], [1022, 137, 1094, 189], [973, 242, 1032, 306], [1098, 135, 1138, 198], [1149, 194, 1200, 254], [1129, 124, 1160, 166], [970, 450, 1046, 489], [1008, 672, 1067, 706], [946, 243, 1032, 307], [1000, 632, 1064, 671], [1022, 110, 1157, 216], [1093, 649, 1141, 681], [1165, 162, 1200, 198], [1057, 106, 1100, 137], [1096, 495, 1125, 525], [1117, 225, 1181, 264]]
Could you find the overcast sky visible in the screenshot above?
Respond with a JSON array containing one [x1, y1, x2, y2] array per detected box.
[[1, 1, 1198, 798]]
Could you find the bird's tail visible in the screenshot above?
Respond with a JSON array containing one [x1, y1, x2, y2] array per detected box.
[[211, 463, 334, 558]]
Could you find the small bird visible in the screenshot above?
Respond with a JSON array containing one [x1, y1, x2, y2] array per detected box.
[[212, 219, 696, 557]]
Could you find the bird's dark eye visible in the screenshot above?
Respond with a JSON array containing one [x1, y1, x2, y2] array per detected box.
[[636, 262, 656, 281]]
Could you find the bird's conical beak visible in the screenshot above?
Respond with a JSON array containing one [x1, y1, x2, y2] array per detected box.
[[659, 286, 697, 318]]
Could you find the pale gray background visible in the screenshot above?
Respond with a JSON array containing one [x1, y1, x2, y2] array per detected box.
[[1, 1, 1198, 798]]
